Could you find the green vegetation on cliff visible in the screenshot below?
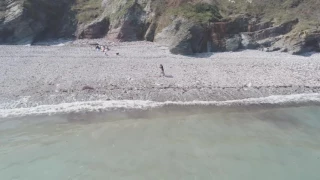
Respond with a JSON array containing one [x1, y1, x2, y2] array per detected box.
[[170, 3, 222, 24], [215, 0, 320, 31], [109, 0, 137, 21], [72, 0, 103, 24], [155, 0, 320, 33]]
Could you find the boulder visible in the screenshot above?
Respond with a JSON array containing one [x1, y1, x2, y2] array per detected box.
[[103, 0, 153, 42], [249, 21, 273, 32], [144, 21, 156, 41], [169, 35, 193, 55], [240, 33, 259, 49], [77, 18, 109, 39], [238, 19, 298, 51], [226, 34, 241, 51], [0, 1, 41, 44], [272, 30, 320, 54], [248, 19, 299, 41], [155, 18, 207, 55], [0, 0, 75, 44], [226, 14, 250, 34]]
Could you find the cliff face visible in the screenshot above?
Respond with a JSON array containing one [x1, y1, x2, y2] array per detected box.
[[0, 0, 76, 44], [1, 0, 319, 54]]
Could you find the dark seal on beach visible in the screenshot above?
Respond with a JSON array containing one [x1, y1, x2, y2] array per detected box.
[[82, 85, 95, 90]]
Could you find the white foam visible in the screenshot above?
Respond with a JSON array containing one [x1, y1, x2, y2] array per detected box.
[[1, 93, 320, 118], [52, 43, 65, 46]]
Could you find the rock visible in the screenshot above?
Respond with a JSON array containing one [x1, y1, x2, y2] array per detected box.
[[103, 0, 153, 42], [169, 35, 193, 55], [226, 34, 241, 51], [262, 47, 281, 52], [249, 21, 273, 32], [273, 30, 320, 54], [155, 18, 207, 55], [209, 22, 227, 52], [248, 19, 299, 41], [240, 33, 259, 49], [279, 48, 288, 52], [77, 17, 109, 39], [144, 21, 157, 41], [0, 1, 39, 44], [0, 0, 75, 44], [239, 19, 298, 51], [226, 14, 250, 34]]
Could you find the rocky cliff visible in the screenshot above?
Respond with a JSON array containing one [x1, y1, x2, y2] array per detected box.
[[0, 0, 76, 44], [1, 0, 320, 54]]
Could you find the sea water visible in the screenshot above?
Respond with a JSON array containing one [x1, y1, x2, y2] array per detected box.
[[0, 106, 320, 180]]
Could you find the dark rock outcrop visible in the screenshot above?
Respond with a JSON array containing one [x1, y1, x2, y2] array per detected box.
[[249, 21, 273, 32], [77, 18, 109, 39], [155, 18, 207, 55], [0, 0, 42, 44], [103, 0, 154, 42], [248, 19, 299, 42], [226, 15, 250, 34], [272, 30, 320, 54], [0, 0, 75, 44], [156, 15, 301, 54], [237, 19, 299, 51], [240, 33, 259, 49], [225, 34, 241, 51], [144, 21, 157, 41]]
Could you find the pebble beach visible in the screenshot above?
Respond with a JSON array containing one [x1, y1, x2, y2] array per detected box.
[[1, 40, 320, 109]]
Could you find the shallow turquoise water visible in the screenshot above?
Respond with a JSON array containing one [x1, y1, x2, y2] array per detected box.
[[0, 106, 320, 180]]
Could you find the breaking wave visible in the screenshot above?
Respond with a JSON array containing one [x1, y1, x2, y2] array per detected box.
[[1, 93, 320, 118]]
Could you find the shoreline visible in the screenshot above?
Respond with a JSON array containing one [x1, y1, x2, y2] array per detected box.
[[1, 93, 320, 118], [1, 41, 320, 117]]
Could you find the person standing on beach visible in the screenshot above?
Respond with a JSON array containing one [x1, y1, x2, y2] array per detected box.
[[160, 64, 165, 76]]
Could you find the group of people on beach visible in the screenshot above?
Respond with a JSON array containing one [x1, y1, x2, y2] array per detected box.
[[94, 44, 165, 76], [95, 45, 110, 56], [95, 44, 120, 56]]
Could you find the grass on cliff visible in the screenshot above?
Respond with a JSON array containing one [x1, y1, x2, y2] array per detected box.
[[109, 0, 136, 21], [165, 0, 320, 32], [72, 0, 103, 24], [215, 0, 320, 32], [156, 1, 222, 33], [170, 3, 222, 24]]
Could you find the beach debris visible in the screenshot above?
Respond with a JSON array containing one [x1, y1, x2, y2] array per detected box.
[[90, 43, 99, 46], [60, 89, 68, 93], [55, 84, 60, 93], [82, 85, 95, 90], [159, 64, 165, 76], [243, 82, 252, 91], [116, 52, 119, 55]]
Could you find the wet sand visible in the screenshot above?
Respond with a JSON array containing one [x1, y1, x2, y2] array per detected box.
[[1, 41, 320, 108]]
